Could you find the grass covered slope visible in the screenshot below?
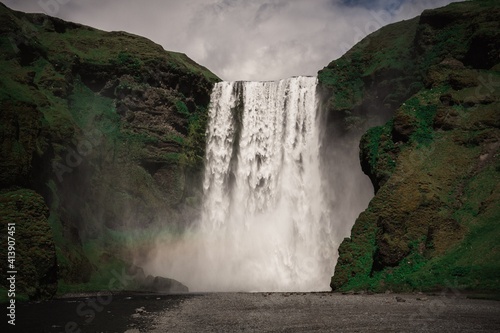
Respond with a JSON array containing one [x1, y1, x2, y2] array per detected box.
[[321, 0, 500, 293], [0, 3, 219, 299]]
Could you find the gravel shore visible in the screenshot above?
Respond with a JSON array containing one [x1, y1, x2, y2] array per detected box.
[[147, 292, 500, 332]]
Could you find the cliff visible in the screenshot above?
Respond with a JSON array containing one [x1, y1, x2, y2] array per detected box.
[[320, 0, 500, 293], [0, 3, 219, 300]]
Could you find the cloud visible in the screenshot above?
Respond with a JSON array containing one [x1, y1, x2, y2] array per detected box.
[[339, 0, 405, 10], [2, 0, 459, 81]]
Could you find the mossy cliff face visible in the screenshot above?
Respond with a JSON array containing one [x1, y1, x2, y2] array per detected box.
[[0, 189, 57, 299], [0, 4, 219, 299], [320, 0, 500, 292]]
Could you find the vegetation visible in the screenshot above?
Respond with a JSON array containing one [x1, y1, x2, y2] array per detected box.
[[0, 189, 57, 300], [329, 0, 500, 294], [0, 2, 219, 300], [360, 121, 397, 190], [318, 18, 420, 134]]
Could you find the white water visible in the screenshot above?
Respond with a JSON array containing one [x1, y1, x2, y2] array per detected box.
[[146, 76, 347, 292]]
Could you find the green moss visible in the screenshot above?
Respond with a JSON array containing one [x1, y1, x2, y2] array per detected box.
[[68, 79, 119, 132], [318, 18, 420, 132], [113, 51, 142, 71], [336, 96, 500, 292], [383, 191, 500, 292], [331, 209, 379, 291], [184, 106, 208, 171], [417, 26, 466, 74], [403, 97, 438, 146], [360, 120, 399, 191], [0, 60, 44, 104], [163, 152, 182, 164], [365, 126, 385, 169], [168, 51, 220, 82], [165, 133, 185, 145], [175, 100, 190, 117], [318, 54, 365, 111], [0, 189, 57, 299]]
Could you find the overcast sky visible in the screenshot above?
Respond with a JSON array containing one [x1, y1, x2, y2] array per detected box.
[[2, 0, 459, 81]]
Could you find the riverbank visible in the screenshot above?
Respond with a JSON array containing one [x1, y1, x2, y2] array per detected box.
[[149, 292, 500, 332], [8, 292, 500, 332]]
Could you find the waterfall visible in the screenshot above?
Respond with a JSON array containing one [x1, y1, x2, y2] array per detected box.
[[144, 76, 354, 292], [197, 76, 336, 291]]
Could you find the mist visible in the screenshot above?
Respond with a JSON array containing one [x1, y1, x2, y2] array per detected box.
[[141, 78, 375, 292]]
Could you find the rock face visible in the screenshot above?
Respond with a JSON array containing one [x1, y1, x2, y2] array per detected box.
[[0, 189, 57, 299], [140, 275, 189, 294], [118, 265, 189, 293], [0, 3, 218, 299], [320, 0, 500, 292]]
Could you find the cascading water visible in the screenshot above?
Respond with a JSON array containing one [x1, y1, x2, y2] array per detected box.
[[199, 76, 335, 291], [146, 76, 351, 292]]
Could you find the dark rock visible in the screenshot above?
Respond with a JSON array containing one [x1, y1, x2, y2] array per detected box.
[[392, 112, 416, 142], [0, 101, 43, 188], [439, 94, 458, 107], [0, 189, 57, 300], [434, 106, 459, 131], [449, 71, 480, 90], [138, 275, 189, 293]]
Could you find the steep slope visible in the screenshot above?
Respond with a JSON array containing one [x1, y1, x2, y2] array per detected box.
[[320, 0, 500, 293], [0, 3, 219, 299]]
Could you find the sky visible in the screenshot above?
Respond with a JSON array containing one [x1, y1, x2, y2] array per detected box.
[[2, 0, 459, 81]]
